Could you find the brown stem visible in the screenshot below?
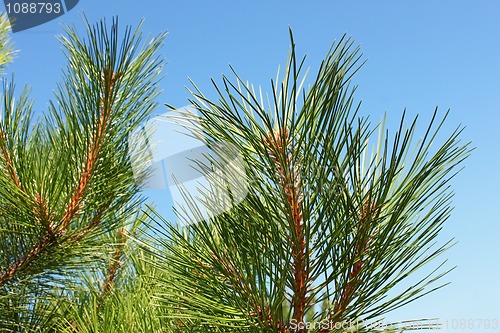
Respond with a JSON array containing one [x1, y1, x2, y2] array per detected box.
[[207, 249, 284, 329], [264, 128, 308, 330], [100, 227, 126, 296], [65, 207, 105, 243], [0, 202, 108, 287], [0, 233, 58, 286], [0, 192, 64, 286], [34, 193, 56, 235], [58, 68, 119, 232], [0, 130, 21, 188], [318, 200, 377, 333], [0, 190, 65, 285]]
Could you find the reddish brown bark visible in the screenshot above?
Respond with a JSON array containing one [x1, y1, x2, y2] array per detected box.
[[59, 68, 119, 231], [0, 130, 21, 188], [318, 200, 377, 333], [207, 249, 284, 329], [264, 128, 308, 331], [101, 227, 126, 295]]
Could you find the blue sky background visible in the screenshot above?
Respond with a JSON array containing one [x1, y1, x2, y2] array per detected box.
[[2, 1, 499, 331]]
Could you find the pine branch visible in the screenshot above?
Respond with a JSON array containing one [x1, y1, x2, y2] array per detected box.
[[0, 17, 165, 332], [135, 30, 470, 332], [0, 68, 118, 288]]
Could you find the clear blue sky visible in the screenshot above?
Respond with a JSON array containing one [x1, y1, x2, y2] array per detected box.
[[3, 1, 499, 331]]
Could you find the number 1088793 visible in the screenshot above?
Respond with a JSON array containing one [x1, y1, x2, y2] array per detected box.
[[5, 2, 62, 14]]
